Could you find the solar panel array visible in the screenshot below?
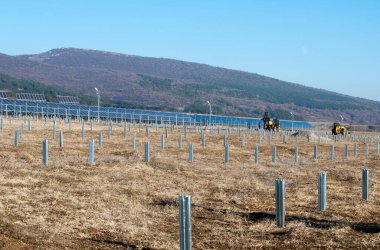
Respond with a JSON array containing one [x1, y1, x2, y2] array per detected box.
[[57, 95, 80, 104], [16, 93, 46, 102], [0, 98, 314, 129], [0, 91, 8, 99]]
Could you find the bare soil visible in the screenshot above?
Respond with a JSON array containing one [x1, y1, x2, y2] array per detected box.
[[0, 117, 379, 249]]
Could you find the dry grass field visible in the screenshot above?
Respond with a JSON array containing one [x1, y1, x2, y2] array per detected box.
[[0, 117, 379, 249]]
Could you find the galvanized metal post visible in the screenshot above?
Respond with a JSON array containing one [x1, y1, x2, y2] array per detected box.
[[362, 168, 369, 201], [224, 144, 229, 164], [165, 127, 169, 139], [185, 195, 192, 250], [178, 134, 183, 149], [268, 135, 272, 145], [88, 139, 94, 165], [318, 172, 327, 211], [188, 143, 194, 162], [59, 129, 63, 148], [20, 123, 24, 137], [179, 195, 185, 250], [28, 119, 31, 131], [345, 144, 348, 160], [275, 178, 285, 227], [294, 145, 298, 163], [223, 134, 227, 147], [184, 126, 187, 138], [330, 144, 334, 160], [98, 131, 103, 148], [272, 146, 276, 163], [132, 132, 136, 150], [179, 194, 192, 250], [282, 135, 286, 144], [42, 139, 48, 166], [258, 135, 262, 145], [82, 121, 85, 141], [123, 125, 127, 141], [201, 133, 206, 149], [52, 120, 56, 140], [254, 145, 259, 164], [144, 141, 150, 162], [377, 142, 380, 154], [146, 127, 149, 138], [314, 144, 317, 161], [108, 124, 111, 139], [14, 129, 19, 146], [90, 119, 94, 131], [161, 134, 165, 150], [354, 143, 358, 157]]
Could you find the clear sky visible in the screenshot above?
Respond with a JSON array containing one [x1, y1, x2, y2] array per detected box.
[[0, 1, 379, 101]]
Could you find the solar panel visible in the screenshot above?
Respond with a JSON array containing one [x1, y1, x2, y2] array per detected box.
[[16, 93, 46, 102], [57, 95, 80, 104], [0, 98, 314, 128], [0, 91, 8, 99]]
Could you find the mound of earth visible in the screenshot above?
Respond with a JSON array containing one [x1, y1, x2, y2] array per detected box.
[[290, 130, 321, 141]]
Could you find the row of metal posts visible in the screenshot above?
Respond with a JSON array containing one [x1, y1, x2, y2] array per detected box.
[[2, 112, 373, 142], [4, 114, 380, 165], [8, 122, 380, 165], [276, 169, 369, 227]]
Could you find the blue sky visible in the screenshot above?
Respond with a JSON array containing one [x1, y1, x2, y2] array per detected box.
[[0, 0, 379, 101]]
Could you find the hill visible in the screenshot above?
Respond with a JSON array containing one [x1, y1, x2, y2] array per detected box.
[[0, 48, 379, 124]]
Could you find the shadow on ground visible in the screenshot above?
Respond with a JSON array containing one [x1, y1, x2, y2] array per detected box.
[[153, 199, 380, 234]]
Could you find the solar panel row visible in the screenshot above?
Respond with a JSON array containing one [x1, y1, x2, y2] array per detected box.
[[0, 91, 8, 98], [57, 95, 80, 104], [16, 93, 46, 102], [0, 98, 314, 129]]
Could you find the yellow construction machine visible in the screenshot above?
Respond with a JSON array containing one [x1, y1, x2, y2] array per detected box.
[[332, 122, 347, 135]]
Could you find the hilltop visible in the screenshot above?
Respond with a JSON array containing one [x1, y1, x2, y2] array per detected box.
[[0, 48, 379, 124]]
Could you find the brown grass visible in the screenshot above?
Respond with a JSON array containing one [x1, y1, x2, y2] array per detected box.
[[0, 117, 379, 249]]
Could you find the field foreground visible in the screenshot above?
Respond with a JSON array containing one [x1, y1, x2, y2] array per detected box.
[[0, 117, 379, 249]]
